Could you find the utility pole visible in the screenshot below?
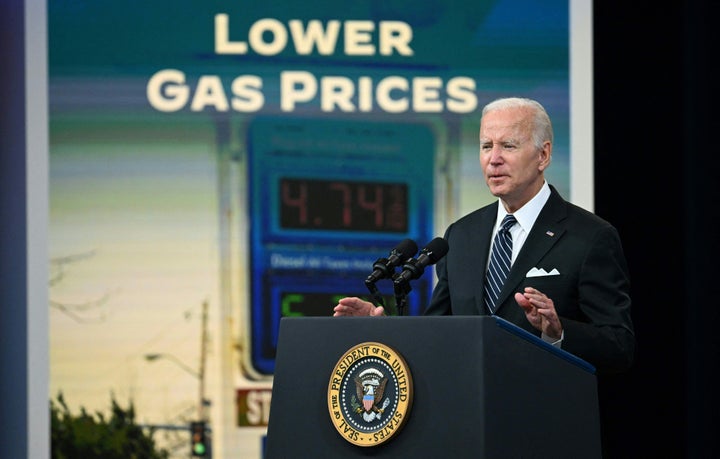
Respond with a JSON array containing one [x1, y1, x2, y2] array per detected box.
[[199, 299, 209, 422]]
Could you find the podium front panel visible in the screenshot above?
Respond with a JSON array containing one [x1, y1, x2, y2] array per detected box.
[[265, 316, 600, 459]]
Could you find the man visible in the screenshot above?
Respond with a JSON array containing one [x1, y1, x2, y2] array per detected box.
[[334, 97, 635, 375]]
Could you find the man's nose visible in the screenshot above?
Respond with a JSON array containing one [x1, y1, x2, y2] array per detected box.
[[489, 147, 504, 162]]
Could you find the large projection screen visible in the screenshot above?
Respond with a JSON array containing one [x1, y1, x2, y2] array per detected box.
[[26, 1, 594, 458]]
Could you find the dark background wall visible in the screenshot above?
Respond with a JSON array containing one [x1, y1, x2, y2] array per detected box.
[[2, 1, 719, 458], [594, 1, 720, 457], [1, 1, 30, 459]]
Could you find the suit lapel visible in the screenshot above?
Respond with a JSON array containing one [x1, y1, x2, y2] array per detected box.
[[493, 187, 568, 314], [473, 203, 499, 314]]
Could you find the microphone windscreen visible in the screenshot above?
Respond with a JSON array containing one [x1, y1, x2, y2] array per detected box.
[[396, 238, 419, 259], [423, 237, 449, 263]]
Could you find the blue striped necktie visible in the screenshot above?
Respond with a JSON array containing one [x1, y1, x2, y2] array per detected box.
[[484, 214, 517, 314]]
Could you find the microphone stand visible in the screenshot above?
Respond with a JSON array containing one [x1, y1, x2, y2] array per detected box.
[[364, 278, 386, 308], [392, 277, 412, 316]]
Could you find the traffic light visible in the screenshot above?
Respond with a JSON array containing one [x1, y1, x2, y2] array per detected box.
[[190, 421, 207, 457]]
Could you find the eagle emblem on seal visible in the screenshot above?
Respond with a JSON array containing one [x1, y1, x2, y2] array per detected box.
[[354, 368, 390, 422]]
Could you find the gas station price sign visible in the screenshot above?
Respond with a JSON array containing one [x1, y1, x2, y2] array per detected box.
[[246, 117, 435, 377], [279, 177, 408, 233]]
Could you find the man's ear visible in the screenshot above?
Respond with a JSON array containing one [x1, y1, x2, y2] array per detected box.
[[538, 142, 552, 171]]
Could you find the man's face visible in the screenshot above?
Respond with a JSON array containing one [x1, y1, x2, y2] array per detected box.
[[479, 107, 550, 211]]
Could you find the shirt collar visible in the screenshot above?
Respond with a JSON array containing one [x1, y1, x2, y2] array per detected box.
[[495, 181, 551, 233]]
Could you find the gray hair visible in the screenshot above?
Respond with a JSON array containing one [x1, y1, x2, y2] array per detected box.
[[482, 97, 554, 149]]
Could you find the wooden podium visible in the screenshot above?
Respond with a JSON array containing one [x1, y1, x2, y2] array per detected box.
[[265, 316, 601, 458]]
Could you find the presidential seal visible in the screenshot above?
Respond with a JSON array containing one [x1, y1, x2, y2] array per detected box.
[[327, 342, 413, 447]]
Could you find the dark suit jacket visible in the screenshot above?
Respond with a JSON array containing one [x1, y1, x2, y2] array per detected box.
[[425, 185, 635, 374]]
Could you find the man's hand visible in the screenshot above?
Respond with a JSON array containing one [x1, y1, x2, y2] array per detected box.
[[514, 287, 562, 340], [333, 297, 384, 317]]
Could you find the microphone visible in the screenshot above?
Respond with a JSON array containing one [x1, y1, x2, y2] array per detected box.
[[393, 237, 449, 284], [365, 239, 418, 284]]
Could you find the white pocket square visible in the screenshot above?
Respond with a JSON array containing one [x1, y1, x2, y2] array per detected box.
[[526, 267, 560, 277]]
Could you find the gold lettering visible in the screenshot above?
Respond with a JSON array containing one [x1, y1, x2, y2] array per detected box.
[[331, 376, 342, 391]]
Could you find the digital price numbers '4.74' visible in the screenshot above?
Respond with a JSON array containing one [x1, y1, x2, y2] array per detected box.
[[246, 117, 435, 378], [279, 178, 408, 233]]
